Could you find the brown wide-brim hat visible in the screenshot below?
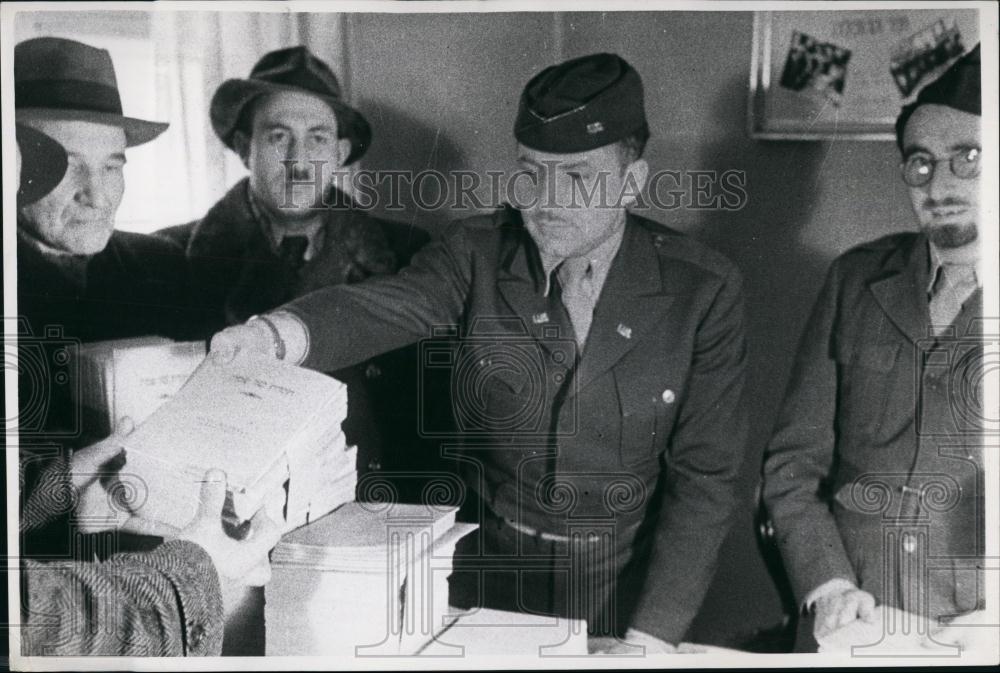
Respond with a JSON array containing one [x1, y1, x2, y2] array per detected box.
[[15, 37, 168, 147], [210, 46, 371, 165], [16, 122, 69, 205]]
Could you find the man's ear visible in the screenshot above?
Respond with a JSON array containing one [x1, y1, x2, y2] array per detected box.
[[232, 130, 252, 169], [336, 137, 352, 168], [621, 158, 650, 208]]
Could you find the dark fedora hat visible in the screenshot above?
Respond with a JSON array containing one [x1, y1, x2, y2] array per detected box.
[[210, 46, 372, 165], [895, 43, 981, 150], [15, 37, 168, 147], [515, 53, 648, 154], [16, 123, 69, 205]]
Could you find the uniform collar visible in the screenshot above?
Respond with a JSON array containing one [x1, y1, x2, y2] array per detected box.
[[926, 238, 980, 295], [537, 220, 627, 297]]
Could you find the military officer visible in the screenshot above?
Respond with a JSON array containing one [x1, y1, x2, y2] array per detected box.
[[762, 46, 990, 653], [212, 52, 748, 651]]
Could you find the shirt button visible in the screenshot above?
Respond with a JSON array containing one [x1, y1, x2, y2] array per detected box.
[[661, 389, 676, 405]]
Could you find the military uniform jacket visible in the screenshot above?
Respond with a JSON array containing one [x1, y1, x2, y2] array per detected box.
[[763, 232, 985, 620], [283, 206, 749, 643]]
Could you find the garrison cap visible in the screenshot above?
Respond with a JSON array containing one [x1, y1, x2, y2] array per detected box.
[[895, 44, 980, 150], [514, 53, 648, 153]]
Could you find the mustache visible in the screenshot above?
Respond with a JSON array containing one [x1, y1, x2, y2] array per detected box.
[[921, 196, 972, 209]]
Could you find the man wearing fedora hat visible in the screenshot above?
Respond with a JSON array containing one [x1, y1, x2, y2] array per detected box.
[[15, 37, 208, 564], [15, 121, 283, 658], [157, 45, 441, 655], [15, 37, 202, 348], [762, 46, 989, 652], [158, 46, 440, 508], [212, 52, 748, 652]]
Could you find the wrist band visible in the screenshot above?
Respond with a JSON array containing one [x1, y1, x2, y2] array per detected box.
[[248, 314, 286, 360]]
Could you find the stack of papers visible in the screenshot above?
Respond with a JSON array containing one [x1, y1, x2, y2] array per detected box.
[[266, 502, 476, 656], [122, 354, 356, 532], [419, 608, 588, 657], [70, 337, 205, 436], [273, 501, 458, 570]]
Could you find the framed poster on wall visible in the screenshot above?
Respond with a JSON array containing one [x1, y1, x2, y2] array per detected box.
[[748, 8, 980, 140]]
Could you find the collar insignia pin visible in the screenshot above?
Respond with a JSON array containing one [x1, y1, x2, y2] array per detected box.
[[586, 121, 604, 134], [533, 312, 550, 324], [617, 323, 632, 339]]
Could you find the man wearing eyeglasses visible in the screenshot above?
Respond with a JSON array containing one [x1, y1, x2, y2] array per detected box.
[[762, 45, 988, 651]]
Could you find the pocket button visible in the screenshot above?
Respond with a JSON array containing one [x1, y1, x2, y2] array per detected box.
[[661, 389, 675, 405]]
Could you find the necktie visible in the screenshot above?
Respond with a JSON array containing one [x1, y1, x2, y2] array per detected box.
[[279, 235, 309, 272], [929, 264, 979, 336], [558, 256, 596, 349]]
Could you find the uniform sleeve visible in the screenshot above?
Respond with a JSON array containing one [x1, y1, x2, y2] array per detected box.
[[629, 266, 750, 644], [761, 259, 857, 603], [283, 224, 473, 373], [20, 540, 224, 657]]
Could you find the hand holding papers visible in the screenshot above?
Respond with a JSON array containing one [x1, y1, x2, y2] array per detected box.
[[177, 469, 282, 591], [121, 353, 356, 532], [209, 319, 284, 363], [812, 583, 877, 640], [70, 426, 176, 537]]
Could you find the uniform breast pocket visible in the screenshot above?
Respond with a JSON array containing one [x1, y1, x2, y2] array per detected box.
[[837, 342, 901, 440], [475, 358, 547, 433], [614, 369, 677, 467]]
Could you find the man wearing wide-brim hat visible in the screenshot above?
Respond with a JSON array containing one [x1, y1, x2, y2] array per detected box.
[[161, 42, 440, 500], [156, 45, 438, 654], [13, 42, 285, 659], [763, 45, 989, 652], [212, 52, 749, 652], [15, 36, 203, 348], [158, 45, 428, 333]]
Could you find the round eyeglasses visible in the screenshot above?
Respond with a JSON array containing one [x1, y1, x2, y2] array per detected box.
[[901, 147, 981, 187]]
